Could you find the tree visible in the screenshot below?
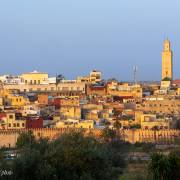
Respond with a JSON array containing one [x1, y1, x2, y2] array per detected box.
[[148, 153, 180, 180], [101, 127, 116, 142], [113, 121, 123, 141], [56, 74, 65, 84], [113, 120, 122, 129], [162, 77, 171, 81], [152, 126, 159, 131], [107, 78, 118, 83], [8, 131, 125, 180], [130, 124, 141, 129], [149, 153, 170, 180], [16, 131, 36, 148], [46, 131, 116, 180], [168, 153, 180, 180]]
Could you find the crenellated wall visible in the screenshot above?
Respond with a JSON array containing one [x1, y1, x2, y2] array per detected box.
[[122, 129, 180, 143], [0, 128, 180, 147]]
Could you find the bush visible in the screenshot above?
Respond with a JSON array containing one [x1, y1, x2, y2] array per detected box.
[[148, 153, 180, 180], [3, 131, 126, 180]]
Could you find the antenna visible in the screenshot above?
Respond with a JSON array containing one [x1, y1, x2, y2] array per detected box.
[[133, 65, 138, 85]]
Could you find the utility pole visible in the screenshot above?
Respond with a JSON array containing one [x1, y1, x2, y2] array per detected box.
[[133, 65, 138, 85]]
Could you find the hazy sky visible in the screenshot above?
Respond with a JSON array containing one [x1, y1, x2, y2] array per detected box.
[[0, 1, 180, 81]]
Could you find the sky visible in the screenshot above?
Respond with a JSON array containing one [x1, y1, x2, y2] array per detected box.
[[0, 0, 180, 81]]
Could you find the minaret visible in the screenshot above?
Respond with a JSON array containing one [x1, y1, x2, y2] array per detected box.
[[162, 39, 173, 80]]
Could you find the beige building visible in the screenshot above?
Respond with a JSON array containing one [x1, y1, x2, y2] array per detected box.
[[1, 90, 29, 107], [161, 80, 171, 89], [21, 71, 49, 85], [89, 70, 102, 83], [107, 83, 142, 98], [135, 111, 171, 129], [177, 88, 180, 95], [55, 120, 94, 129], [60, 106, 81, 120], [59, 97, 80, 106], [77, 70, 102, 84], [0, 97, 3, 106], [3, 82, 86, 95], [9, 95, 29, 107], [140, 96, 180, 114], [0, 112, 26, 130], [162, 39, 173, 80]]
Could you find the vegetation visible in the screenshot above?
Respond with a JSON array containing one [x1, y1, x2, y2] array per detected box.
[[130, 124, 141, 129], [113, 120, 122, 129], [149, 153, 180, 180], [134, 142, 155, 153], [1, 130, 180, 180], [100, 127, 116, 142], [107, 78, 118, 82], [56, 74, 65, 84], [16, 131, 36, 148], [0, 130, 126, 180], [162, 77, 171, 81]]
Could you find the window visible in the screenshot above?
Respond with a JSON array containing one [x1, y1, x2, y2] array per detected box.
[[9, 115, 13, 119], [22, 123, 25, 127], [62, 87, 68, 91], [17, 123, 20, 127], [8, 123, 11, 127], [38, 80, 40, 84], [13, 123, 16, 127]]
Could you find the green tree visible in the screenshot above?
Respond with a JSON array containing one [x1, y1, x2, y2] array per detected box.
[[149, 153, 170, 180], [16, 131, 36, 148], [130, 124, 141, 129], [9, 131, 125, 180], [168, 153, 180, 180], [162, 77, 171, 81], [101, 127, 116, 143], [114, 120, 122, 129]]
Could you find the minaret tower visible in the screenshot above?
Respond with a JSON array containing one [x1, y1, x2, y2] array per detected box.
[[162, 39, 173, 80]]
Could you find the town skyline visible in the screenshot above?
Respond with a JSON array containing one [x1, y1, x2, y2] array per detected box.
[[1, 1, 180, 80], [0, 38, 179, 81], [0, 39, 178, 82]]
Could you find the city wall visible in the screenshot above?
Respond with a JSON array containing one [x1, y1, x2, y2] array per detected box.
[[0, 128, 180, 147]]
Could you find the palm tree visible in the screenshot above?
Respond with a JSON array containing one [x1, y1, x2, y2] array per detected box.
[[56, 74, 65, 84], [113, 120, 122, 129], [113, 120, 122, 140], [55, 74, 65, 95], [101, 127, 116, 143], [149, 153, 170, 180]]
